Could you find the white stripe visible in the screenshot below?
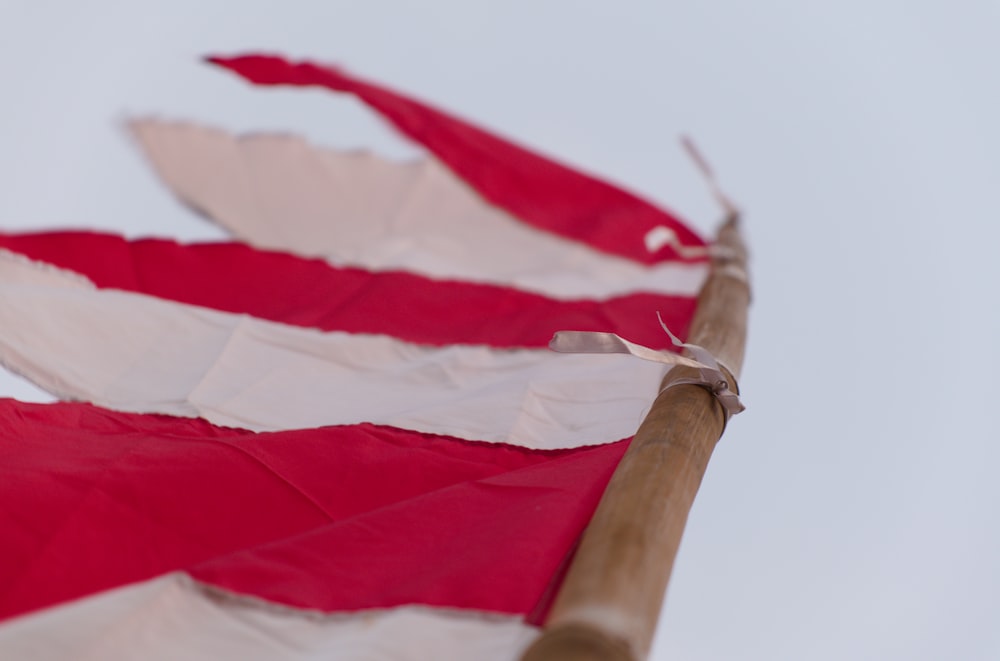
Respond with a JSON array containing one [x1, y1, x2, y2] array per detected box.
[[130, 120, 707, 301], [0, 252, 662, 449], [0, 574, 538, 661]]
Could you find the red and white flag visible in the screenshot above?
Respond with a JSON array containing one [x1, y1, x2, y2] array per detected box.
[[0, 54, 708, 660]]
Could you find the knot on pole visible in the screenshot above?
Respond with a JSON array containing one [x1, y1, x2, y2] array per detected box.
[[656, 313, 744, 421], [548, 316, 745, 422]]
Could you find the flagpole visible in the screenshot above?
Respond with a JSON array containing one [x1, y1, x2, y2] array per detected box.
[[521, 214, 750, 661]]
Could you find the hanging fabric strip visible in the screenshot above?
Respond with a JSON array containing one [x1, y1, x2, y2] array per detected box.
[[549, 315, 744, 419]]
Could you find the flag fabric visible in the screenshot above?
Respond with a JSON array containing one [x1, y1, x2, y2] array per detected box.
[[0, 54, 708, 660], [127, 121, 708, 301], [201, 54, 705, 265]]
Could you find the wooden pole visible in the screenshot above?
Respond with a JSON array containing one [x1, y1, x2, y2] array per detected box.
[[520, 214, 750, 661]]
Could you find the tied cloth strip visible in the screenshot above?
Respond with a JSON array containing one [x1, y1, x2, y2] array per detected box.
[[549, 313, 744, 422], [642, 136, 744, 272]]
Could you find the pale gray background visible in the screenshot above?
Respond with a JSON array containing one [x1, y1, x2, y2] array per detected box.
[[1, 2, 998, 659]]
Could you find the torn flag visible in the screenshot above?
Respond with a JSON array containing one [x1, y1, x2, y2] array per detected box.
[[0, 54, 707, 660]]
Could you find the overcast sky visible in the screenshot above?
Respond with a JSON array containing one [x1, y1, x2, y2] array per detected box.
[[2, 2, 998, 659]]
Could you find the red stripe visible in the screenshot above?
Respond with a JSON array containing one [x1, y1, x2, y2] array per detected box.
[[206, 54, 705, 265], [0, 231, 695, 349], [0, 399, 626, 621]]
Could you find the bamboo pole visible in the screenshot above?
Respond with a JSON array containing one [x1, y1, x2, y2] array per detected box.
[[520, 214, 750, 661]]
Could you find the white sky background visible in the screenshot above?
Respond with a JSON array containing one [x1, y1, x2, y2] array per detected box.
[[1, 2, 998, 659]]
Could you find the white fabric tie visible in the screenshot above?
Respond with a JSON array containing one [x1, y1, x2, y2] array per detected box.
[[549, 313, 744, 420]]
